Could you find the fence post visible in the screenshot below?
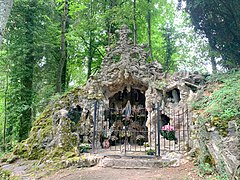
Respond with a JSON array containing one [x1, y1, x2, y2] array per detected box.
[[92, 101, 98, 154], [157, 102, 161, 157]]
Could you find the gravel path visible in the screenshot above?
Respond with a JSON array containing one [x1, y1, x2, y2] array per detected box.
[[42, 161, 201, 180]]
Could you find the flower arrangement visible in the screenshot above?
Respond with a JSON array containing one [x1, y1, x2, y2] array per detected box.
[[160, 124, 178, 143], [136, 135, 145, 146], [79, 143, 91, 153], [146, 149, 155, 155], [161, 124, 175, 131], [119, 130, 131, 138], [110, 135, 118, 145], [110, 135, 118, 141], [143, 142, 149, 147]]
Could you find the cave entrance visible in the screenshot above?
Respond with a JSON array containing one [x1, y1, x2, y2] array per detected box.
[[108, 87, 147, 133], [109, 87, 145, 112], [91, 88, 191, 157], [106, 87, 148, 150], [166, 88, 181, 103]]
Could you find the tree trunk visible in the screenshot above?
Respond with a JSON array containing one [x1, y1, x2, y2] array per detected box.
[[87, 33, 93, 79], [147, 0, 153, 60], [61, 61, 67, 91], [106, 0, 116, 47], [87, 0, 94, 80], [211, 56, 217, 74], [19, 0, 36, 141], [56, 0, 68, 93], [133, 0, 137, 46], [164, 31, 172, 73], [0, 0, 13, 46]]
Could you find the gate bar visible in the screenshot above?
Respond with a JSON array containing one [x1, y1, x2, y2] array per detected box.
[[157, 102, 161, 157], [92, 101, 98, 154]]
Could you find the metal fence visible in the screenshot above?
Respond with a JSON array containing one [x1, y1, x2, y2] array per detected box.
[[92, 101, 191, 157]]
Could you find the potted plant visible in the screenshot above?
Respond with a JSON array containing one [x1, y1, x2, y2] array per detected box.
[[160, 124, 178, 144], [146, 149, 155, 155], [119, 130, 131, 144], [143, 142, 149, 148], [136, 135, 145, 146], [79, 143, 91, 153], [110, 135, 118, 146]]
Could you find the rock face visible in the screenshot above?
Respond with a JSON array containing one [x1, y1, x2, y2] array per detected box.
[[193, 118, 240, 179], [13, 25, 205, 163], [191, 80, 240, 180]]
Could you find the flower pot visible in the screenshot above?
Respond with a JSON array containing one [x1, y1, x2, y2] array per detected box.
[[160, 130, 177, 141], [110, 140, 116, 146], [146, 149, 155, 155], [136, 139, 144, 146]]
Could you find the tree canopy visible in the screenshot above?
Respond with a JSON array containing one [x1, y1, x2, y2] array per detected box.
[[185, 0, 240, 69]]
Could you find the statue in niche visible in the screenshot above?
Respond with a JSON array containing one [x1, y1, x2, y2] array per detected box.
[[172, 89, 180, 103], [122, 100, 132, 120]]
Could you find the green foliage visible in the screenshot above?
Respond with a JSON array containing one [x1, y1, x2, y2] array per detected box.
[[213, 160, 229, 180], [0, 0, 61, 148], [186, 0, 240, 69], [192, 71, 240, 136], [146, 148, 155, 155], [198, 163, 214, 177], [79, 143, 91, 153], [0, 168, 11, 180]]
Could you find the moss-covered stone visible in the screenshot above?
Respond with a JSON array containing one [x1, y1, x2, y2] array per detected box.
[[0, 168, 12, 179]]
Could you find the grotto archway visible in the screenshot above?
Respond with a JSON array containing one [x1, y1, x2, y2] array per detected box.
[[107, 87, 148, 138], [109, 87, 146, 112]]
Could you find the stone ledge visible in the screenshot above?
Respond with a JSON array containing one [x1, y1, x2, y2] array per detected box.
[[98, 154, 182, 169]]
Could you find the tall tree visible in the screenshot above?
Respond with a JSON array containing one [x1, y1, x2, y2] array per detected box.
[[0, 0, 61, 144], [18, 0, 37, 141], [161, 27, 177, 72], [3, 64, 9, 151], [87, 0, 94, 79], [185, 0, 240, 69], [56, 0, 69, 93]]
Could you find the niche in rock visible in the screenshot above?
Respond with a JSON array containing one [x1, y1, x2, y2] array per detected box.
[[160, 114, 170, 128], [166, 88, 181, 103], [108, 88, 146, 127], [109, 87, 145, 111], [107, 87, 148, 145]]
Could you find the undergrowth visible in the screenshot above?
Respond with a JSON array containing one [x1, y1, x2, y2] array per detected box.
[[192, 70, 240, 136]]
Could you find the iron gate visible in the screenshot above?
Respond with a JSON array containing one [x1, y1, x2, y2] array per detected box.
[[92, 101, 191, 157]]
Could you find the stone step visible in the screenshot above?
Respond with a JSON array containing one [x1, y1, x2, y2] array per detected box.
[[98, 155, 181, 169]]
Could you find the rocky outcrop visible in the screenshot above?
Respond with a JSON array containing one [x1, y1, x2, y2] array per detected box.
[[12, 25, 205, 164], [191, 108, 240, 179], [205, 121, 240, 179]]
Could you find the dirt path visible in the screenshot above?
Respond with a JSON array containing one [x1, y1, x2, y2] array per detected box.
[[42, 161, 201, 180]]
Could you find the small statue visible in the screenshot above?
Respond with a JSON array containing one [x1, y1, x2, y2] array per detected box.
[[122, 100, 132, 120]]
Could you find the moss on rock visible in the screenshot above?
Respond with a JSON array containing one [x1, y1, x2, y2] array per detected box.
[[12, 87, 90, 162]]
